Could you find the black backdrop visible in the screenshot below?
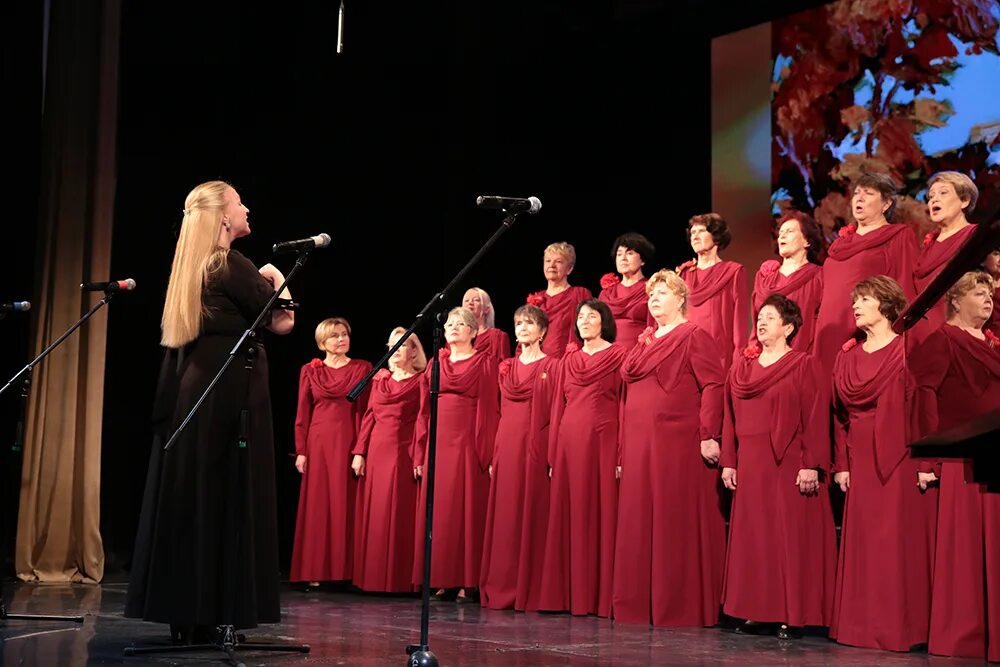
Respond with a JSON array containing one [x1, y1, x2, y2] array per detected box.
[[4, 0, 831, 577]]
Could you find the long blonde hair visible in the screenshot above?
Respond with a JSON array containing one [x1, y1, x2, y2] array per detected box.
[[161, 180, 231, 348], [388, 326, 428, 372]]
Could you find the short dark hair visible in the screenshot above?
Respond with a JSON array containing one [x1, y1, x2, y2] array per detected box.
[[758, 293, 803, 344], [851, 275, 908, 322], [513, 304, 549, 334], [574, 298, 617, 343], [610, 232, 656, 266], [776, 211, 825, 265], [852, 172, 899, 221], [687, 213, 732, 250]]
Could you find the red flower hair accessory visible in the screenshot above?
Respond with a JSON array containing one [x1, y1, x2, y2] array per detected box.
[[676, 259, 696, 274], [600, 272, 620, 290], [742, 341, 762, 359], [638, 326, 655, 346], [526, 292, 545, 308], [838, 224, 857, 239], [841, 337, 859, 352]]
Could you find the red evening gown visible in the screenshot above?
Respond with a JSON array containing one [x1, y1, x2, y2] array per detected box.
[[613, 323, 726, 627], [680, 261, 748, 378], [474, 327, 512, 364], [352, 368, 423, 592], [290, 358, 372, 583], [751, 261, 822, 354], [412, 351, 499, 589], [813, 224, 917, 373], [912, 324, 1000, 662], [830, 337, 936, 651], [598, 278, 652, 348], [538, 344, 627, 617], [480, 355, 559, 610], [720, 351, 836, 627], [910, 225, 976, 346], [526, 286, 593, 357]]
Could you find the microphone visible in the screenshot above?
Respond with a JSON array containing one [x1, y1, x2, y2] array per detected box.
[[273, 233, 332, 254], [81, 279, 136, 292], [476, 195, 542, 214], [0, 301, 30, 312]]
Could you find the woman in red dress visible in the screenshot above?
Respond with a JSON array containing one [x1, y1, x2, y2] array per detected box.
[[613, 270, 726, 627], [464, 287, 511, 363], [985, 247, 1000, 338], [911, 172, 979, 345], [412, 307, 499, 603], [912, 271, 1000, 662], [720, 294, 836, 638], [526, 242, 592, 358], [290, 318, 372, 588], [539, 298, 626, 617], [351, 327, 427, 593], [830, 276, 937, 651], [598, 232, 655, 348], [751, 211, 824, 354], [480, 305, 558, 611], [813, 173, 917, 373], [678, 213, 748, 377]]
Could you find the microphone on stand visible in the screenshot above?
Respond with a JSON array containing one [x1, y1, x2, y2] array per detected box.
[[476, 195, 543, 214], [81, 279, 136, 292], [337, 0, 345, 54], [0, 301, 30, 312], [273, 233, 332, 254]]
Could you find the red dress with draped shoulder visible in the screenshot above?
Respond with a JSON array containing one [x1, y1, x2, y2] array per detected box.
[[351, 368, 423, 592], [411, 351, 499, 588], [598, 278, 652, 348], [474, 327, 512, 364], [538, 344, 627, 617], [290, 358, 372, 582], [480, 355, 559, 610], [751, 261, 822, 354], [720, 351, 836, 627], [910, 225, 976, 346], [830, 337, 936, 651], [613, 323, 726, 627], [912, 324, 1000, 662], [814, 224, 917, 374], [527, 286, 593, 358], [681, 261, 748, 377]]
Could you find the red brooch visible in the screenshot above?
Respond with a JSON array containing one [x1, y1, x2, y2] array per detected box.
[[986, 329, 1000, 350], [526, 292, 545, 307], [638, 326, 655, 346], [600, 272, 620, 290], [923, 231, 940, 248], [838, 224, 857, 239], [308, 358, 324, 368], [759, 259, 780, 276], [742, 341, 762, 359], [841, 337, 859, 352], [676, 259, 696, 274]]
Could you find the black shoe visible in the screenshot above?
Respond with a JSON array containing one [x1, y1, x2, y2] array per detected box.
[[302, 581, 322, 593], [736, 620, 769, 635], [456, 588, 479, 604], [776, 624, 801, 640], [431, 588, 459, 602]]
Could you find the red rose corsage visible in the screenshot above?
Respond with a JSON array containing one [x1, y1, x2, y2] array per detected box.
[[308, 358, 324, 368], [742, 341, 762, 359], [565, 340, 580, 354], [837, 223, 857, 239], [985, 329, 1000, 350], [841, 337, 859, 352], [526, 292, 545, 307], [923, 230, 940, 248], [759, 259, 780, 276], [675, 259, 696, 274], [600, 272, 620, 290], [438, 347, 451, 359], [374, 368, 391, 380], [638, 326, 655, 346], [498, 359, 512, 380]]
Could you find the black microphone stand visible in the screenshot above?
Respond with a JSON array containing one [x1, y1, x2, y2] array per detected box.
[[123, 250, 313, 666], [0, 292, 118, 625], [346, 206, 524, 667]]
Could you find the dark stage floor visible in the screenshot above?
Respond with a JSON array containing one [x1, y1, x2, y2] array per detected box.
[[0, 580, 987, 666]]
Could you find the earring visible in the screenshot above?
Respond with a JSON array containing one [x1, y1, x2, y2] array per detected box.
[[223, 218, 231, 231]]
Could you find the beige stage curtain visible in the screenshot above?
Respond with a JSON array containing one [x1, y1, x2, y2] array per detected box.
[[16, 0, 121, 583]]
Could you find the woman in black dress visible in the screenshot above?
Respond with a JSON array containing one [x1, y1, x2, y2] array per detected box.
[[125, 180, 294, 641]]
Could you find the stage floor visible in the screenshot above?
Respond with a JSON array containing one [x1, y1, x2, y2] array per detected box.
[[0, 580, 985, 666]]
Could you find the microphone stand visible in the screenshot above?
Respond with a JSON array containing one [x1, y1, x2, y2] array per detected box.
[[347, 207, 523, 667], [0, 292, 117, 625], [123, 249, 312, 665]]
